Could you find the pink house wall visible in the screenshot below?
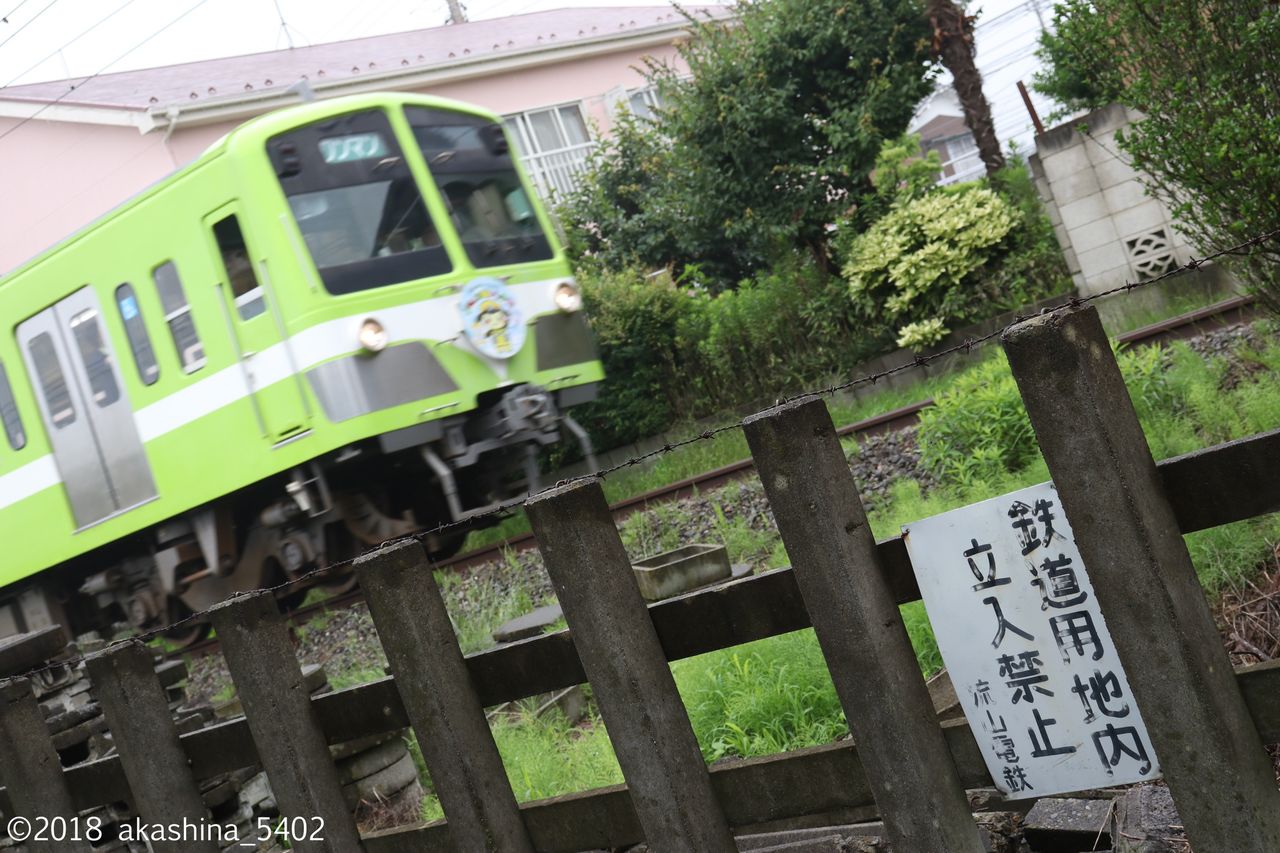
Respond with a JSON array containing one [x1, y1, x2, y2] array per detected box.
[[0, 118, 176, 273], [0, 41, 687, 274]]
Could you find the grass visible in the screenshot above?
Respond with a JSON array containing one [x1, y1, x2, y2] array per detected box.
[[653, 326, 1280, 762], [433, 548, 539, 655], [328, 664, 389, 692], [462, 284, 1245, 554], [464, 369, 967, 552], [419, 711, 624, 823], [398, 320, 1280, 817], [1099, 281, 1247, 335], [674, 630, 848, 761]]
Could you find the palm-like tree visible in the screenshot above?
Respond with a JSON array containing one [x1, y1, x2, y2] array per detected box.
[[928, 0, 1006, 177]]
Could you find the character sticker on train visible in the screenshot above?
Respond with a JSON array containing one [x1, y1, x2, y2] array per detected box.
[[460, 277, 525, 359]]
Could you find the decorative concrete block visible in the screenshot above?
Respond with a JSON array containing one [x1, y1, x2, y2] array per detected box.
[[1052, 222, 1072, 255], [1103, 180, 1150, 215], [1112, 202, 1170, 240], [1067, 217, 1121, 255], [1052, 164, 1103, 207], [1058, 192, 1109, 233], [1040, 143, 1092, 187], [1092, 152, 1137, 190], [1076, 241, 1130, 282], [1062, 245, 1081, 277]]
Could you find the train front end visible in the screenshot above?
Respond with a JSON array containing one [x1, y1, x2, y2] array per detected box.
[[247, 94, 603, 540]]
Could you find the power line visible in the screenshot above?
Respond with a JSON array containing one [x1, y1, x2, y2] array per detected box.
[[972, 0, 1038, 33], [0, 0, 213, 144], [272, 0, 298, 49], [0, 0, 57, 52], [2, 0, 139, 88], [0, 0, 33, 25], [273, 0, 293, 49]]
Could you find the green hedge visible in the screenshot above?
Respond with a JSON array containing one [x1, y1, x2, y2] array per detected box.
[[565, 161, 1072, 455]]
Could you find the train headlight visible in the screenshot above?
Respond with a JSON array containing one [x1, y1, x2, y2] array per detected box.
[[553, 281, 583, 313], [358, 317, 388, 353]]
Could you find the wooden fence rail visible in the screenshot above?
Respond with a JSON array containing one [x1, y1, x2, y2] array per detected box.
[[0, 304, 1278, 852]]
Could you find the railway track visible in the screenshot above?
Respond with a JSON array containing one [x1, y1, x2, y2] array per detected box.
[[173, 293, 1257, 659]]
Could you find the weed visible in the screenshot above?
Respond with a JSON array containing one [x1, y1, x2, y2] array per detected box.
[[418, 710, 622, 823], [674, 630, 847, 761], [210, 681, 236, 706], [328, 665, 388, 691], [425, 323, 1280, 789], [434, 556, 543, 655]]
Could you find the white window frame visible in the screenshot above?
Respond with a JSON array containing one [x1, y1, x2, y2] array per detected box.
[[503, 101, 596, 200]]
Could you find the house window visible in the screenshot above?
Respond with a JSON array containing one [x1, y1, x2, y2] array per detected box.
[[626, 86, 665, 121], [502, 103, 595, 199], [935, 133, 984, 186]]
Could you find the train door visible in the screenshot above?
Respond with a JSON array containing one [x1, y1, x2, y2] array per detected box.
[[16, 287, 157, 528], [204, 205, 310, 443]]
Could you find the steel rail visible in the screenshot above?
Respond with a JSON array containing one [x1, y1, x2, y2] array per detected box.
[[169, 292, 1261, 659]]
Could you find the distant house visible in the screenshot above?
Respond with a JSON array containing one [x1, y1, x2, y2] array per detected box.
[[914, 113, 985, 186], [0, 5, 728, 272]]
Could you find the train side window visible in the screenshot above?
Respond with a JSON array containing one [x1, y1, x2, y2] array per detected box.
[[153, 261, 206, 373], [212, 215, 266, 320], [115, 284, 159, 385], [27, 333, 76, 429], [0, 360, 26, 449], [68, 308, 121, 408]]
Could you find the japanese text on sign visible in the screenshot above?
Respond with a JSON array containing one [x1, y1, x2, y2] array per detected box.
[[903, 482, 1160, 797]]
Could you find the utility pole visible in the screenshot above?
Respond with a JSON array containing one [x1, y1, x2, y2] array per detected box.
[[446, 0, 467, 24]]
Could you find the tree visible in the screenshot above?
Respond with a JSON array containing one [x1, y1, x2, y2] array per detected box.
[[1034, 0, 1280, 309], [926, 0, 1005, 177], [561, 0, 937, 289]]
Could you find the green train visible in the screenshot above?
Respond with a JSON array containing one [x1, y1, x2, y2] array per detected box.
[[0, 92, 602, 645]]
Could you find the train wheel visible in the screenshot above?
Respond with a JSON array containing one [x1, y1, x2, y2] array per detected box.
[[425, 530, 468, 562], [161, 600, 211, 649], [315, 562, 359, 596], [276, 584, 312, 612]]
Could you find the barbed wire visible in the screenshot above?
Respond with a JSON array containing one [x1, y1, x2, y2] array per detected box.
[[5, 224, 1279, 685]]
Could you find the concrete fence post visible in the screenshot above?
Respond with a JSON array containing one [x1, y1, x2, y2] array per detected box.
[[354, 538, 534, 852], [525, 478, 737, 853], [1002, 305, 1280, 852], [0, 676, 93, 853], [85, 640, 219, 853], [208, 591, 364, 853], [743, 397, 985, 853]]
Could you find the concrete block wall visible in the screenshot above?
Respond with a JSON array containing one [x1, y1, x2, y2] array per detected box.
[[1031, 104, 1195, 297]]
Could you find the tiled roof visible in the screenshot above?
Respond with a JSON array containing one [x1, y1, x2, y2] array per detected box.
[[916, 113, 970, 144], [0, 5, 728, 111]]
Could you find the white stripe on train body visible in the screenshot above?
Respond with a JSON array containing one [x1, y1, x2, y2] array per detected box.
[[3, 278, 567, 511]]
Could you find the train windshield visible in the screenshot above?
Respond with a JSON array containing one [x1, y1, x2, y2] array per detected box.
[[269, 110, 452, 295], [404, 107, 553, 269]]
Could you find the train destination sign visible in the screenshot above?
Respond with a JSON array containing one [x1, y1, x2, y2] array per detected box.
[[903, 482, 1161, 798], [318, 132, 390, 164]]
